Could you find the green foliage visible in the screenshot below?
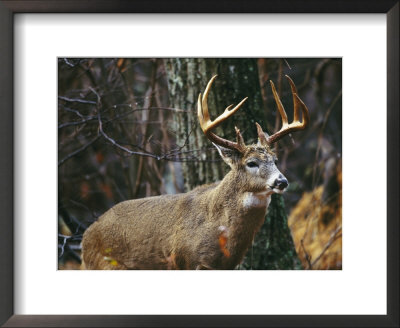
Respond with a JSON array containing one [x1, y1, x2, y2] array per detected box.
[[241, 194, 303, 270]]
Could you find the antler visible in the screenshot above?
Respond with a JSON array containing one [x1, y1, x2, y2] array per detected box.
[[198, 75, 248, 152], [257, 75, 310, 145]]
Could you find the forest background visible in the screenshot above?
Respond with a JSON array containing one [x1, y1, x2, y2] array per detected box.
[[58, 58, 342, 270]]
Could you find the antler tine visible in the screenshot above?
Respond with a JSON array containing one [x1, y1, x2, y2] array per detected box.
[[270, 80, 289, 127], [285, 75, 309, 126], [198, 75, 248, 152], [259, 75, 310, 145], [286, 75, 300, 122], [234, 126, 245, 146]]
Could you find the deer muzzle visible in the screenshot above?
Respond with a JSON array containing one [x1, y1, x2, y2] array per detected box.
[[267, 172, 289, 194], [273, 174, 289, 191]]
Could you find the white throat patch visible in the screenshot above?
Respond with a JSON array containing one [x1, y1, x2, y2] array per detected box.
[[242, 191, 272, 210]]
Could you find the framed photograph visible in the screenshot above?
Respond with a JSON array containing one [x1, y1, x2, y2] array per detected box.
[[57, 56, 342, 272], [1, 1, 398, 327]]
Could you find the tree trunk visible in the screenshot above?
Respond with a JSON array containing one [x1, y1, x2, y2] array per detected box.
[[164, 58, 301, 269]]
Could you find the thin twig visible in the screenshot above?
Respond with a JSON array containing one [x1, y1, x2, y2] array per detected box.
[[58, 135, 100, 166], [58, 116, 97, 129], [59, 96, 96, 105], [95, 89, 163, 160], [300, 239, 312, 269], [283, 59, 292, 70], [310, 225, 342, 268]]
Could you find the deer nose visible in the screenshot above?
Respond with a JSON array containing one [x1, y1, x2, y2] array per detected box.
[[274, 175, 288, 190]]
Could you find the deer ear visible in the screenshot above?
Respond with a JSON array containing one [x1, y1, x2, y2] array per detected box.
[[213, 143, 241, 168], [257, 131, 270, 146]]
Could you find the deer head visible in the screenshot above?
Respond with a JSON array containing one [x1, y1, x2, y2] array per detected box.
[[198, 75, 309, 195]]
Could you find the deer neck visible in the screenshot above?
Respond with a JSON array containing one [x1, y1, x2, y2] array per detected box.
[[217, 170, 272, 207], [207, 171, 271, 266], [210, 170, 271, 226]]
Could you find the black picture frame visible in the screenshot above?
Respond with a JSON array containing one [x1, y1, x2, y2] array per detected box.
[[0, 1, 398, 327]]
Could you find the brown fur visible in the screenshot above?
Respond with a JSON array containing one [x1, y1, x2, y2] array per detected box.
[[81, 144, 282, 270]]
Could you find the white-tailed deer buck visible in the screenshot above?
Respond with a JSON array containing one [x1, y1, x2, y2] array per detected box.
[[81, 75, 309, 270]]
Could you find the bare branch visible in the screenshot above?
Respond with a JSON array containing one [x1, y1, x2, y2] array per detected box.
[[59, 96, 96, 105], [58, 135, 100, 166]]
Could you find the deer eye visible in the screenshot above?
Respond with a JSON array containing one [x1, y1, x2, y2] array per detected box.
[[246, 161, 259, 168]]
